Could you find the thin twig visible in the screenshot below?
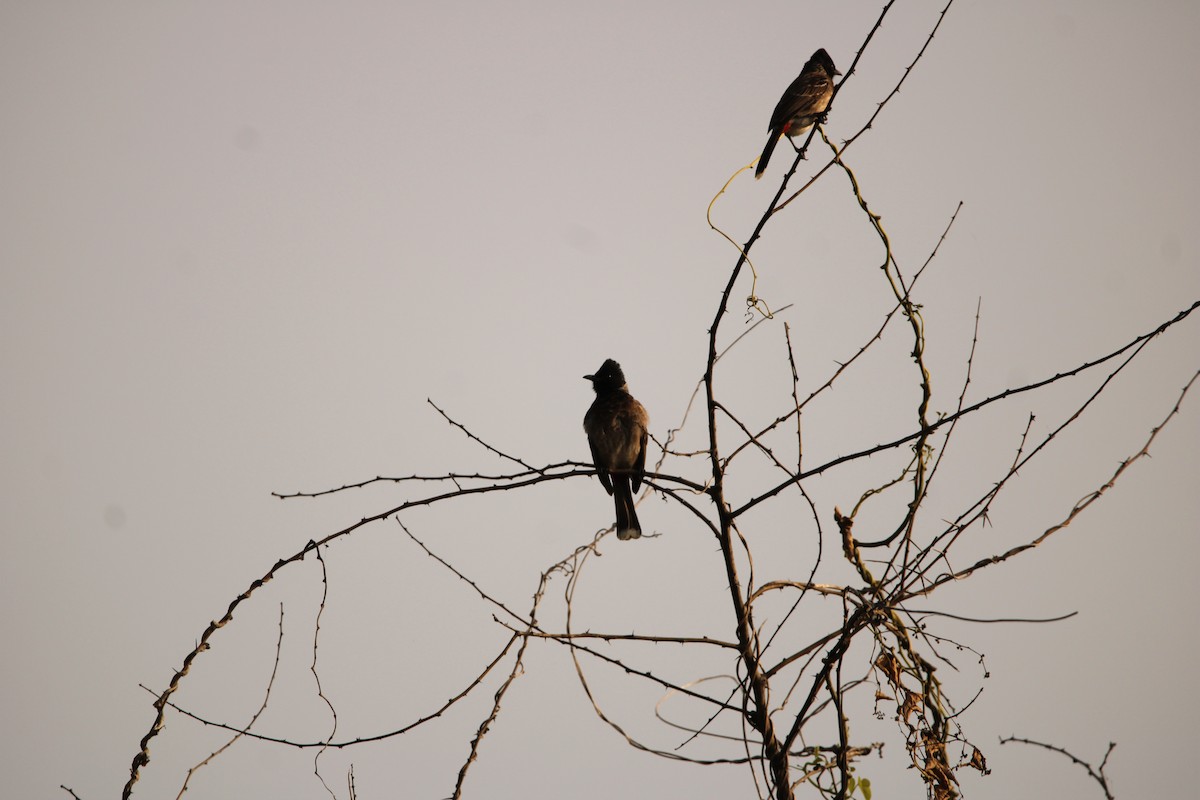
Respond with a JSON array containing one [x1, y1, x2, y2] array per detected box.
[[1000, 737, 1116, 800]]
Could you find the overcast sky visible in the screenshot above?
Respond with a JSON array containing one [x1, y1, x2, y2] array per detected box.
[[3, 2, 1198, 798]]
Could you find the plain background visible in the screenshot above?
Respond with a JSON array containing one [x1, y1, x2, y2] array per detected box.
[[3, 1, 1198, 798]]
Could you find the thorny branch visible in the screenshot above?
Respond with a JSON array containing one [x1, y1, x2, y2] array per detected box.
[[1000, 737, 1117, 800]]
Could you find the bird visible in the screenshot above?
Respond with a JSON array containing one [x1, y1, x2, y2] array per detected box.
[[755, 48, 841, 180], [583, 359, 650, 540]]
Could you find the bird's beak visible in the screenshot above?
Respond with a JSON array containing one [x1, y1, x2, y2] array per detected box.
[[583, 374, 594, 381], [834, 68, 843, 76]]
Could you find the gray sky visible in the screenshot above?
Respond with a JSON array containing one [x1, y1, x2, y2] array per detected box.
[[3, 2, 1198, 798]]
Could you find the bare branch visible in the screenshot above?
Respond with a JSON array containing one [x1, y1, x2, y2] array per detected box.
[[1000, 737, 1117, 800], [428, 398, 534, 470]]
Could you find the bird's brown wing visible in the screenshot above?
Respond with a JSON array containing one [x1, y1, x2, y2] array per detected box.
[[587, 436, 614, 495], [768, 71, 832, 133], [631, 426, 648, 494]]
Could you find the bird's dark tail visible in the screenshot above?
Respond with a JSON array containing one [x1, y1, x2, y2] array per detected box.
[[613, 476, 642, 540], [755, 128, 782, 179]]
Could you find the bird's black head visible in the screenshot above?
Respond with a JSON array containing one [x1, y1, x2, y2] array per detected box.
[[584, 359, 627, 393], [811, 48, 841, 77]]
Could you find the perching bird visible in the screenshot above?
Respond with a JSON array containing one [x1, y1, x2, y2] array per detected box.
[[755, 48, 841, 180], [583, 359, 650, 540]]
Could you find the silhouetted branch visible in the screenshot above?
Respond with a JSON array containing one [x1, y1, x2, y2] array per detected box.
[[907, 368, 1199, 598], [735, 300, 1199, 519], [148, 635, 522, 749], [1000, 737, 1116, 800], [428, 398, 534, 470], [309, 547, 338, 798]]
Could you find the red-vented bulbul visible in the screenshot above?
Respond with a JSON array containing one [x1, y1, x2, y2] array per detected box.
[[755, 48, 841, 180], [583, 359, 650, 540]]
